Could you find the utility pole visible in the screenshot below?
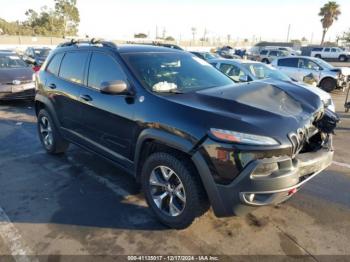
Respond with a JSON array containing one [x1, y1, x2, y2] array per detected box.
[[286, 24, 291, 42], [310, 32, 314, 44]]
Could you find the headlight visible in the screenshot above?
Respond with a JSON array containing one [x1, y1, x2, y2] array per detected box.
[[210, 128, 279, 145]]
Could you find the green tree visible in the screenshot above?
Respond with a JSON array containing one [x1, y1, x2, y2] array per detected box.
[[54, 0, 80, 36], [319, 1, 341, 45], [165, 36, 175, 41], [134, 33, 147, 38]]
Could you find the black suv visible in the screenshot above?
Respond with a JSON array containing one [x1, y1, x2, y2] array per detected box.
[[35, 39, 337, 229]]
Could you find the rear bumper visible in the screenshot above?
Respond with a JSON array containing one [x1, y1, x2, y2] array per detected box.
[[0, 89, 35, 100], [192, 147, 333, 217]]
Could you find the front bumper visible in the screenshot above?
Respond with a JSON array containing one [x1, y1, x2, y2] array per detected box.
[[238, 148, 333, 207], [337, 75, 350, 89], [193, 145, 333, 217]]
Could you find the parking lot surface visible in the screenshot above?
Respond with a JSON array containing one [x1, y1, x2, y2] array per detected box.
[[0, 90, 350, 260]]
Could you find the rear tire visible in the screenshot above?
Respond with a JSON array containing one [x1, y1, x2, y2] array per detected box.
[[315, 54, 322, 59], [262, 58, 270, 64], [37, 109, 69, 154], [339, 55, 348, 62], [320, 78, 337, 92], [141, 152, 208, 229]]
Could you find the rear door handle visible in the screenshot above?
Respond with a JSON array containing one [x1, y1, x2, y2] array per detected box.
[[79, 94, 93, 102], [48, 83, 56, 89]]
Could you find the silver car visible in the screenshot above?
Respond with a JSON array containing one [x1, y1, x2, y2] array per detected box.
[[251, 49, 289, 64], [271, 56, 350, 92], [209, 58, 335, 112]]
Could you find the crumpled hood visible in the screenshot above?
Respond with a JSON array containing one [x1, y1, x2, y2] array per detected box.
[[0, 67, 33, 84], [166, 79, 323, 143]]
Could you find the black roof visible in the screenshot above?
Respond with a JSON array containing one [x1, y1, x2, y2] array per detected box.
[[55, 39, 185, 54], [117, 44, 184, 54]]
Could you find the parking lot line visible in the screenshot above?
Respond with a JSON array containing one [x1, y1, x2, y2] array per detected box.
[[0, 206, 39, 262], [332, 161, 350, 169]]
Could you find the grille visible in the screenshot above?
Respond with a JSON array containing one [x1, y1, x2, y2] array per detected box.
[[288, 128, 307, 157]]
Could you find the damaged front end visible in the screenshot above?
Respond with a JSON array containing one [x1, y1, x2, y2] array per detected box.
[[201, 108, 340, 217]]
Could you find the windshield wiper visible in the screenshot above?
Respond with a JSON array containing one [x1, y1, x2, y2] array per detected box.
[[155, 89, 184, 94]]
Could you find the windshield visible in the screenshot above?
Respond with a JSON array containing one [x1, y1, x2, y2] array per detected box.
[[313, 58, 334, 70], [244, 63, 291, 81], [0, 55, 27, 68], [122, 52, 233, 93], [202, 52, 219, 60], [34, 49, 50, 57]]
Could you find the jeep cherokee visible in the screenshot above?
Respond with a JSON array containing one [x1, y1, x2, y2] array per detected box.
[[35, 39, 337, 229]]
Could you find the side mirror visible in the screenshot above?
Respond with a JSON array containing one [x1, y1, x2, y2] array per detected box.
[[100, 80, 131, 95], [239, 75, 249, 82]]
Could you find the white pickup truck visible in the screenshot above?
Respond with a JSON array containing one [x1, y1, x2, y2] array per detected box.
[[311, 47, 350, 62]]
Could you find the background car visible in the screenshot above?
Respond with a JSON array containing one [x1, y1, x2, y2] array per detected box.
[[265, 46, 301, 56], [311, 47, 350, 62], [0, 51, 35, 100], [271, 56, 350, 92], [216, 46, 241, 59], [255, 49, 289, 64], [209, 58, 335, 112], [23, 47, 51, 71]]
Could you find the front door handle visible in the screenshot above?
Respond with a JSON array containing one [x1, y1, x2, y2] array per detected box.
[[79, 94, 93, 102], [48, 83, 56, 89]]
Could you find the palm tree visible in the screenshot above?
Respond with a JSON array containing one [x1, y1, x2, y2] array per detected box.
[[319, 1, 341, 45]]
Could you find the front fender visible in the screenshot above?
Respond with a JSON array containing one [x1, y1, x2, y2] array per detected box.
[[134, 128, 195, 168]]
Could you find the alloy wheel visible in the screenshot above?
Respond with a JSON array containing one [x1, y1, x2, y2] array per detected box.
[[39, 116, 53, 148], [149, 166, 186, 217]]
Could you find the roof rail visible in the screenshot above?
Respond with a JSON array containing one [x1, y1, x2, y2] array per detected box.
[[57, 38, 117, 49]]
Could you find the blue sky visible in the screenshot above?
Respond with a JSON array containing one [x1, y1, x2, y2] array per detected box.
[[0, 0, 349, 42]]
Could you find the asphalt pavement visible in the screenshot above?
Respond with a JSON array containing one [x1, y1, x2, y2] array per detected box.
[[0, 89, 349, 261]]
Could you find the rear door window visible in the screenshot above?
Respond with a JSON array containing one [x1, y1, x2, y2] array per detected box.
[[59, 52, 89, 85], [260, 50, 268, 55], [324, 48, 330, 52], [277, 58, 298, 67], [87, 52, 127, 89], [46, 53, 64, 76]]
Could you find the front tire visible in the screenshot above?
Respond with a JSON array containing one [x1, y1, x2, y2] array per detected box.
[[320, 78, 337, 92], [141, 152, 208, 229], [37, 109, 69, 154]]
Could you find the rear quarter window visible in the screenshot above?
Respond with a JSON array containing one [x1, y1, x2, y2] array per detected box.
[[46, 53, 64, 76]]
